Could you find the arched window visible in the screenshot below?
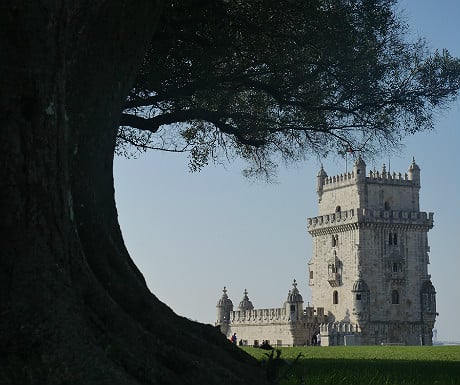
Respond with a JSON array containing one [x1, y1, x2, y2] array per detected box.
[[392, 263, 398, 273], [391, 290, 399, 304], [332, 234, 338, 247], [384, 201, 390, 210], [389, 233, 393, 245], [393, 233, 397, 245], [333, 291, 339, 304], [335, 206, 341, 213]]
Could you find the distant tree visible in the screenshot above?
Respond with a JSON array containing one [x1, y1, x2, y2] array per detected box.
[[1, 1, 459, 384], [118, 0, 460, 178]]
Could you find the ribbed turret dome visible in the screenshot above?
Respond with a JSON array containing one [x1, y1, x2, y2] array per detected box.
[[286, 279, 303, 302], [352, 277, 369, 292], [409, 157, 420, 171], [317, 164, 327, 178], [238, 289, 254, 311], [217, 287, 233, 307]]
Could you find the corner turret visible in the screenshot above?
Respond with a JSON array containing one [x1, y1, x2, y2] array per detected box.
[[408, 157, 420, 186], [353, 156, 366, 181], [238, 289, 254, 311], [316, 165, 328, 202], [421, 280, 436, 317], [216, 287, 233, 334], [420, 280, 437, 345], [352, 273, 370, 322], [284, 279, 304, 321]]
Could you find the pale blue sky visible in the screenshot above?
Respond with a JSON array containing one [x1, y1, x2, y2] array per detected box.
[[114, 1, 460, 342]]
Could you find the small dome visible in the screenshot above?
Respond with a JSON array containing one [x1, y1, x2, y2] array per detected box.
[[286, 279, 303, 303], [317, 165, 328, 178], [421, 280, 436, 294], [238, 289, 254, 311], [354, 156, 366, 168], [409, 157, 420, 171], [352, 277, 369, 292], [217, 287, 233, 307]]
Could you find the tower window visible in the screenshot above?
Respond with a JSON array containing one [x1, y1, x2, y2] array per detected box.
[[332, 234, 338, 247], [335, 206, 341, 212], [309, 270, 314, 279], [389, 233, 397, 245], [333, 291, 339, 304], [391, 290, 399, 304], [356, 293, 362, 300], [391, 262, 402, 273], [384, 201, 390, 210]]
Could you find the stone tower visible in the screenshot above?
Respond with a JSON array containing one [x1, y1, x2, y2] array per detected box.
[[307, 157, 437, 345], [216, 287, 233, 336]]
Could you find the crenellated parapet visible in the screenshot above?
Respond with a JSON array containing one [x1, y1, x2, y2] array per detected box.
[[320, 168, 418, 192], [230, 306, 327, 326], [308, 208, 356, 227], [319, 321, 361, 335], [357, 209, 433, 228], [307, 208, 433, 234], [319, 321, 363, 346], [367, 169, 410, 183], [319, 158, 421, 195], [321, 171, 356, 191], [230, 307, 288, 324]]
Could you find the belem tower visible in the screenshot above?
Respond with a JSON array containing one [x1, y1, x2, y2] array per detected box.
[[216, 157, 437, 346]]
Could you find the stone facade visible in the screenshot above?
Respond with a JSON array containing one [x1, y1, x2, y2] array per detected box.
[[216, 282, 327, 346], [216, 158, 437, 346]]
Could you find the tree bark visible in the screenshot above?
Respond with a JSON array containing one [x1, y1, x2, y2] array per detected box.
[[0, 2, 267, 384]]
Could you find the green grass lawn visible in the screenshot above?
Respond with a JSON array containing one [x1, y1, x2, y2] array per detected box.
[[241, 345, 460, 385]]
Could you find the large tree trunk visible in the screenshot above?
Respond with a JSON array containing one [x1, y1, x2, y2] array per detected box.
[[0, 2, 267, 384]]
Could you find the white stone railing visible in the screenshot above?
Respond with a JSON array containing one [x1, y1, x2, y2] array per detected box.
[[230, 307, 289, 324]]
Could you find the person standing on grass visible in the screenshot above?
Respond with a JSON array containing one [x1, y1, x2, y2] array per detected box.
[[317, 333, 321, 346], [231, 333, 237, 344], [311, 334, 317, 346]]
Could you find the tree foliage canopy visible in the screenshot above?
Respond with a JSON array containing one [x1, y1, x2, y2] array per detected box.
[[117, 0, 460, 177]]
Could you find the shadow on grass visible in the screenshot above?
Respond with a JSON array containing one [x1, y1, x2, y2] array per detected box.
[[295, 358, 460, 385]]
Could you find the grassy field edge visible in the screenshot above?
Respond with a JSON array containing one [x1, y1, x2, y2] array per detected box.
[[241, 346, 460, 385]]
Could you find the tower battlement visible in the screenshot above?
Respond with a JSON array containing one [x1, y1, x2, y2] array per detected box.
[[231, 308, 289, 324], [309, 158, 436, 346], [322, 171, 356, 190], [320, 166, 417, 192], [230, 306, 326, 325], [307, 208, 434, 233], [316, 158, 422, 213]]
